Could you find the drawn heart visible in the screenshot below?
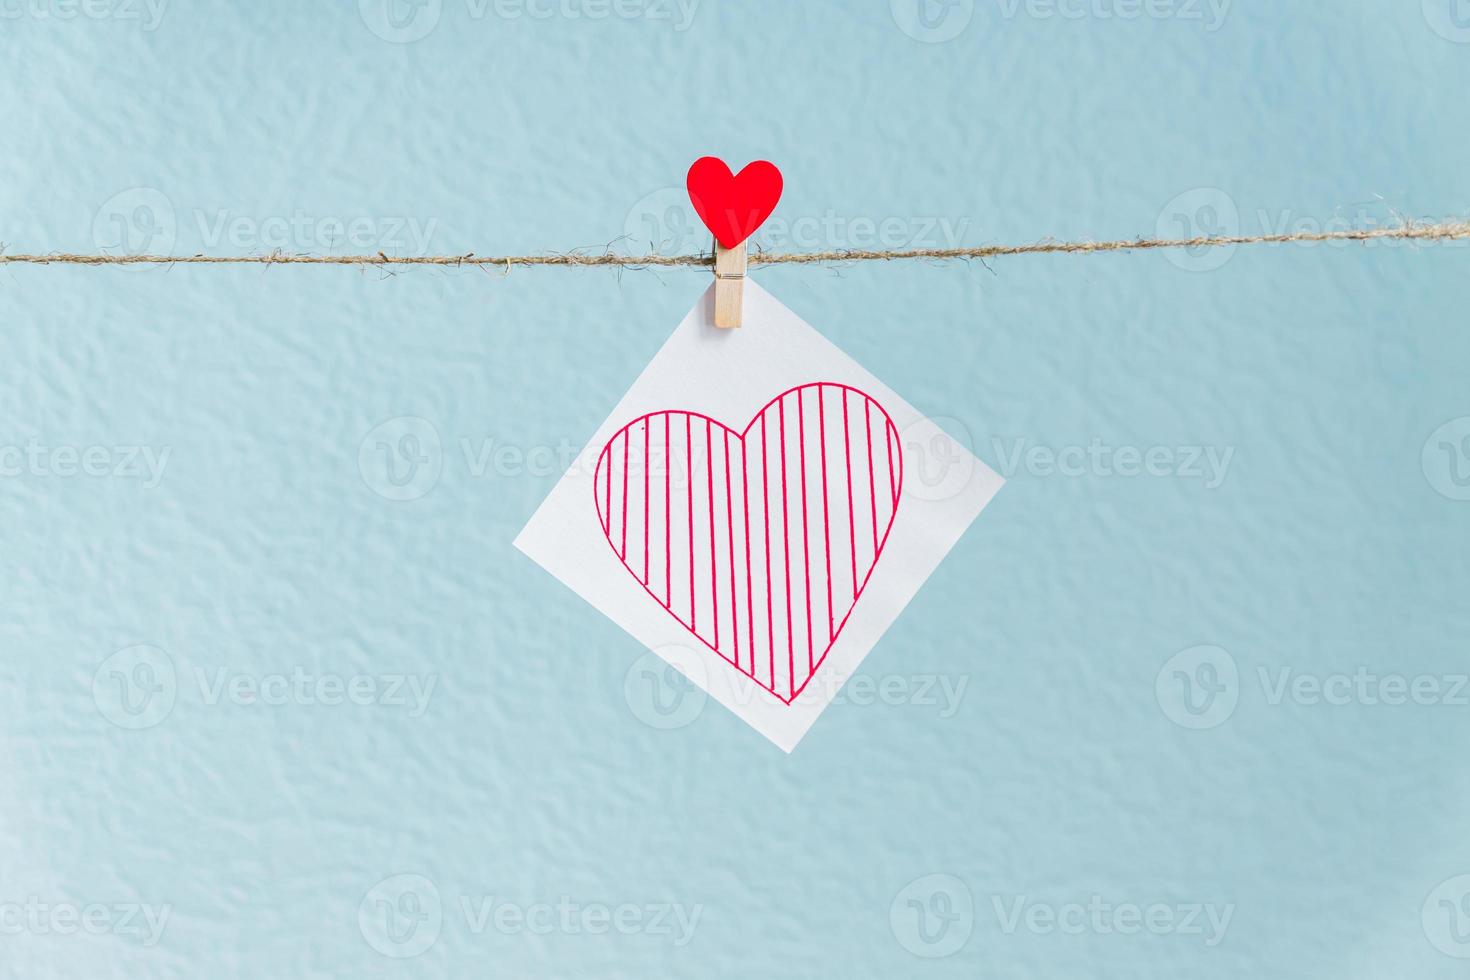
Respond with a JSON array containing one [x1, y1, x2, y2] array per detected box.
[[686, 157, 784, 249], [594, 383, 903, 704]]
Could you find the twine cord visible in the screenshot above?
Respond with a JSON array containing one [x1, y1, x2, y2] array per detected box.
[[1, 219, 1467, 268]]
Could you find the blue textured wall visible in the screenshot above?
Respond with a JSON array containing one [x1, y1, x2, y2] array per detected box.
[[2, 2, 1470, 976]]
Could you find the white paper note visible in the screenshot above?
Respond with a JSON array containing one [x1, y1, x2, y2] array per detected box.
[[515, 281, 1003, 751]]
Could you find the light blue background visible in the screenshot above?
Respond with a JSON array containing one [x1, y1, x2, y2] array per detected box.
[[2, 1, 1470, 976]]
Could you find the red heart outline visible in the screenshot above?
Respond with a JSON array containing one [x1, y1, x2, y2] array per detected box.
[[686, 157, 784, 249], [593, 382, 903, 705]]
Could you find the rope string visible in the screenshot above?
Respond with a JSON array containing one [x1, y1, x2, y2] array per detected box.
[[2, 219, 1467, 268]]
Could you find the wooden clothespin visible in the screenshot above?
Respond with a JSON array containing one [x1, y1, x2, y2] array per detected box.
[[686, 156, 784, 330], [712, 239, 747, 329]]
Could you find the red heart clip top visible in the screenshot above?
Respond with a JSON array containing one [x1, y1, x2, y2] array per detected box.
[[686, 157, 784, 249]]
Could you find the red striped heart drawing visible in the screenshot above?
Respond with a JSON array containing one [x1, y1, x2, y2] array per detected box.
[[594, 382, 903, 703]]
